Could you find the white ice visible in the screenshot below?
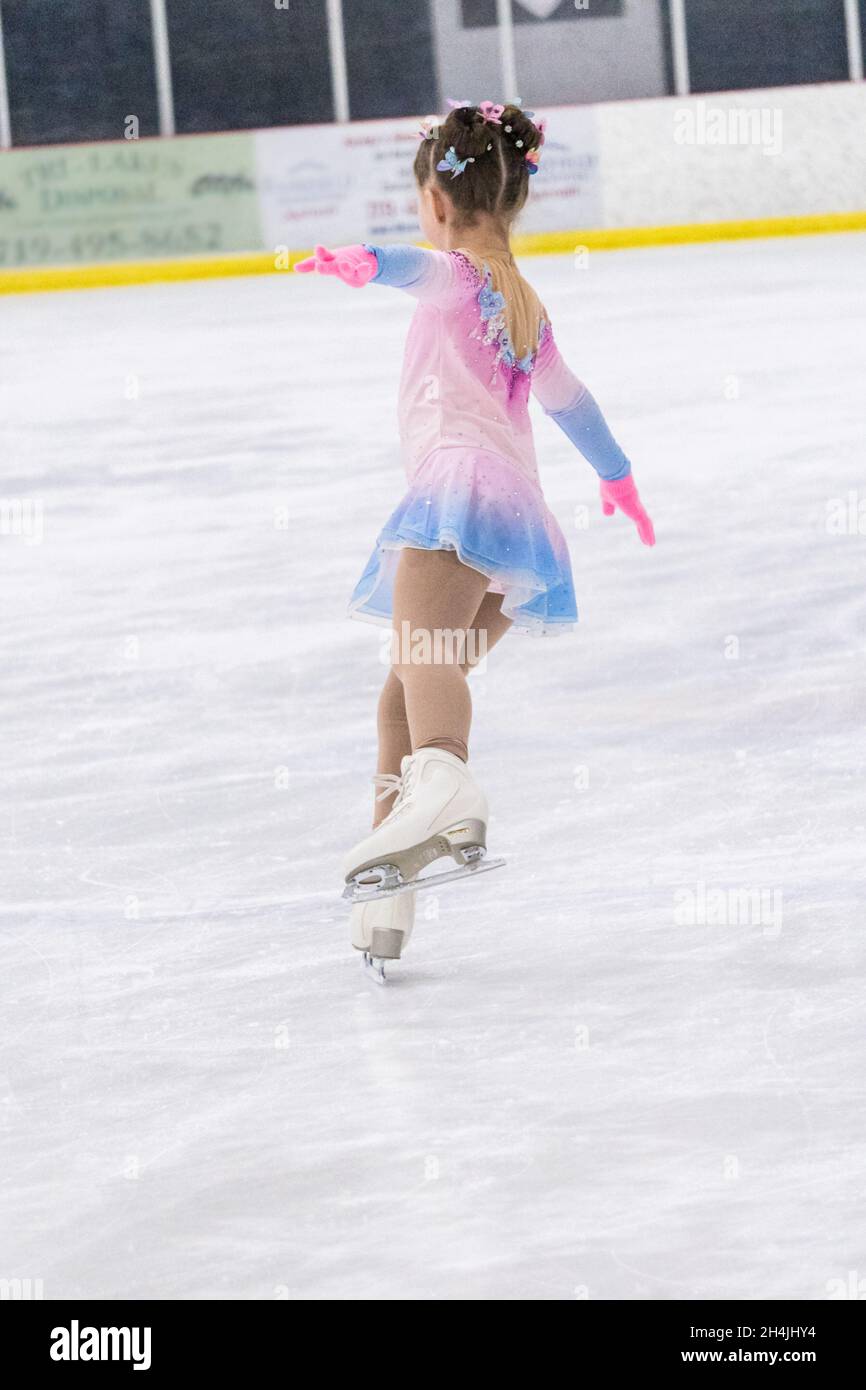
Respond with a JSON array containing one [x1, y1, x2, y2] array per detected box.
[[1, 234, 865, 1300]]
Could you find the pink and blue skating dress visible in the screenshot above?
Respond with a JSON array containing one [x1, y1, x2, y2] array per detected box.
[[348, 245, 632, 636]]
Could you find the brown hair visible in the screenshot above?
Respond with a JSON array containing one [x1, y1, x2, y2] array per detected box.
[[413, 103, 542, 229]]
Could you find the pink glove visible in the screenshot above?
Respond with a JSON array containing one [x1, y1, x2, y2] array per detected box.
[[294, 243, 378, 288], [600, 475, 655, 546]]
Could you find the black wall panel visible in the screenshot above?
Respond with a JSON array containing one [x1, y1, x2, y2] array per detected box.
[[4, 0, 158, 146], [343, 0, 437, 119], [684, 0, 849, 93], [166, 0, 333, 133]]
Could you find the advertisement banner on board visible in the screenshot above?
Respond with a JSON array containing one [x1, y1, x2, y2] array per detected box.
[[254, 105, 601, 252], [0, 106, 601, 270], [0, 134, 262, 268]]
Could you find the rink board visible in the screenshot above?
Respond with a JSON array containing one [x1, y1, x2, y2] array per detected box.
[[1, 82, 866, 292], [2, 210, 866, 295]]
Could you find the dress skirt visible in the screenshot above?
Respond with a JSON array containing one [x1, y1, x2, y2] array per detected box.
[[348, 447, 577, 636]]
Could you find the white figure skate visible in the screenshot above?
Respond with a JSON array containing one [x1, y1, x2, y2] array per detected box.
[[350, 893, 416, 984], [342, 748, 505, 904]]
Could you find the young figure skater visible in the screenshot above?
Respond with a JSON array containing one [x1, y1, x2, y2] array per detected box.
[[297, 102, 654, 969]]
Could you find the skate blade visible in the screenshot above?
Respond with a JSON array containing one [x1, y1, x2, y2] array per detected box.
[[349, 856, 506, 904], [362, 951, 388, 985]]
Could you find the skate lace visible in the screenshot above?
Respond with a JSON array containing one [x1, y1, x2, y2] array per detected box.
[[372, 758, 418, 818], [391, 758, 418, 814], [372, 773, 402, 804]]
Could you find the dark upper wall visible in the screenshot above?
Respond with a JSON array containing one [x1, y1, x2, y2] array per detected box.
[[0, 0, 860, 148]]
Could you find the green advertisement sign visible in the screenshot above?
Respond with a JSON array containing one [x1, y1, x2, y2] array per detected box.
[[0, 134, 263, 267]]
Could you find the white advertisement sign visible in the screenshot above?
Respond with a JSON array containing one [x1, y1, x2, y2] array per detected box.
[[518, 105, 601, 234], [255, 118, 422, 252], [255, 105, 601, 252]]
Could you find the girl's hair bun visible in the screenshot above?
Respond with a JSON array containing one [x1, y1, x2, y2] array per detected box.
[[413, 101, 542, 227], [498, 105, 542, 158], [447, 104, 496, 160]]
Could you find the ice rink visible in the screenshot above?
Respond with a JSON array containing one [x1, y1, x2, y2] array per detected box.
[[2, 233, 865, 1300]]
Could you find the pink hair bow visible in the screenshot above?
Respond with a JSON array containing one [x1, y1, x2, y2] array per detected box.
[[478, 101, 504, 125]]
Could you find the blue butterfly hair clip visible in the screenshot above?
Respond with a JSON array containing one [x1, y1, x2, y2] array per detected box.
[[437, 146, 475, 179]]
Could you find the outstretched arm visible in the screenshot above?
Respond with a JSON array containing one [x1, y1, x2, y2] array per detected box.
[[532, 324, 655, 546], [294, 243, 464, 306]]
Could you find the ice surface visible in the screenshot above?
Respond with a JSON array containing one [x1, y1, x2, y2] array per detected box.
[[1, 235, 865, 1300]]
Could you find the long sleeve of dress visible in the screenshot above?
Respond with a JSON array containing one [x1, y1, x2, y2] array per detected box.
[[362, 243, 467, 309], [531, 324, 631, 482]]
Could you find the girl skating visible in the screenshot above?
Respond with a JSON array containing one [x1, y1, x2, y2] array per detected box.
[[297, 101, 654, 977]]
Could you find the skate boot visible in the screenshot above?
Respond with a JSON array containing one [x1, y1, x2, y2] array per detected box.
[[350, 893, 415, 983], [342, 747, 502, 902]]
